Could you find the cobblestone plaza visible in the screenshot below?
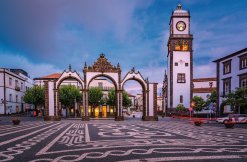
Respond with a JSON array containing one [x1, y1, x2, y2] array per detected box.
[[0, 118, 246, 162]]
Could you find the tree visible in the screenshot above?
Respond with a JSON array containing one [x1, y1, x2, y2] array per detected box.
[[24, 86, 45, 110], [175, 104, 187, 116], [107, 88, 116, 106], [192, 96, 206, 112], [107, 89, 132, 108], [122, 91, 132, 108], [223, 88, 247, 113], [205, 90, 217, 109], [209, 90, 217, 103], [88, 87, 103, 108], [59, 85, 82, 108], [175, 104, 186, 112]]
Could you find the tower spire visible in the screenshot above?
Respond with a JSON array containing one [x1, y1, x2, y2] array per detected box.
[[68, 64, 72, 71]]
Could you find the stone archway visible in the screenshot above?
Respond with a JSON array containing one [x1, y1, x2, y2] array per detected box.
[[43, 54, 158, 121], [44, 66, 84, 121], [83, 54, 123, 121], [121, 68, 158, 121]]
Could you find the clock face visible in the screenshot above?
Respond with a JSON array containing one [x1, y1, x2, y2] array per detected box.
[[176, 21, 186, 31]]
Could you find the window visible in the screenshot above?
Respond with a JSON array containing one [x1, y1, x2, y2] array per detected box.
[[9, 78, 12, 86], [223, 60, 231, 74], [185, 63, 189, 67], [16, 95, 18, 102], [223, 78, 231, 96], [98, 82, 103, 88], [175, 41, 181, 51], [239, 74, 247, 88], [182, 41, 188, 51], [240, 54, 247, 70], [9, 94, 12, 102], [21, 82, 24, 90], [175, 62, 178, 66], [180, 95, 183, 103], [177, 73, 186, 83], [15, 80, 19, 87]]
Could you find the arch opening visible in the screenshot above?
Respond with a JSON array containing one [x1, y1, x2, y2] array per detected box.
[[57, 77, 83, 118], [88, 75, 117, 118], [122, 78, 147, 120]]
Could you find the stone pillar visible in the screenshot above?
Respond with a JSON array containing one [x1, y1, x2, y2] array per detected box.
[[44, 81, 49, 117], [143, 83, 158, 121], [82, 90, 90, 121], [115, 90, 124, 121], [44, 81, 61, 121]]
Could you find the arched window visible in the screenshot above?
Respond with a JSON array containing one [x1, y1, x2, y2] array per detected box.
[[175, 41, 181, 51], [182, 41, 188, 51]]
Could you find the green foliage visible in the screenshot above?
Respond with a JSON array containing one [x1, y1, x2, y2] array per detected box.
[[192, 96, 206, 112], [59, 85, 82, 108], [24, 86, 45, 109], [88, 87, 103, 108], [122, 91, 132, 108], [209, 90, 217, 103], [107, 89, 116, 106], [205, 90, 217, 107], [175, 104, 186, 112], [106, 89, 132, 108], [223, 87, 247, 113]]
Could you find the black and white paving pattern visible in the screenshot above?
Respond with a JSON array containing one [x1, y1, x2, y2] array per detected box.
[[0, 118, 246, 162]]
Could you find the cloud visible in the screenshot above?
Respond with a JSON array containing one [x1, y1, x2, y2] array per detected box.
[[0, 51, 62, 78], [194, 63, 216, 78], [0, 0, 154, 63]]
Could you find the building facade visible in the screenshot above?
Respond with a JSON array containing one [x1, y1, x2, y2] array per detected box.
[[213, 48, 247, 114], [0, 68, 33, 114], [193, 77, 217, 101], [167, 4, 193, 110]]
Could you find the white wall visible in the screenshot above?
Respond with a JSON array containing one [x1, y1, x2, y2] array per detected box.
[[148, 84, 154, 116], [48, 81, 54, 116], [172, 51, 191, 108], [193, 81, 216, 88], [157, 97, 162, 111]]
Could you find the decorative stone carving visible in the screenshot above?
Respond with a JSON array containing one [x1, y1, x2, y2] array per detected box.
[[85, 54, 120, 73]]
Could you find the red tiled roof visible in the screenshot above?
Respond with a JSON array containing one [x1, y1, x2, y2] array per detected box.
[[193, 77, 217, 82], [34, 73, 61, 80], [193, 87, 216, 93], [128, 93, 135, 97]]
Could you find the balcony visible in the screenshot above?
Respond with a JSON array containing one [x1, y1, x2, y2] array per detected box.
[[15, 86, 20, 91]]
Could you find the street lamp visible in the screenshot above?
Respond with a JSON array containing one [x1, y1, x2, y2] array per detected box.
[[189, 101, 195, 120]]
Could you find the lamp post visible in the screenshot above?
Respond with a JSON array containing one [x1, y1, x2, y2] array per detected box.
[[190, 101, 195, 120]]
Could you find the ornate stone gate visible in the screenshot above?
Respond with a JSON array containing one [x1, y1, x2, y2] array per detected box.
[[44, 54, 158, 121]]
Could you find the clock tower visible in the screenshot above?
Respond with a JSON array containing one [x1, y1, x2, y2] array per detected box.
[[167, 4, 193, 111]]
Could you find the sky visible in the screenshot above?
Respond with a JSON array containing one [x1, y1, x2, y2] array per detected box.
[[0, 0, 247, 94]]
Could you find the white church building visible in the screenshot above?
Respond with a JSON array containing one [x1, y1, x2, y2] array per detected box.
[[164, 4, 217, 113], [166, 4, 193, 110]]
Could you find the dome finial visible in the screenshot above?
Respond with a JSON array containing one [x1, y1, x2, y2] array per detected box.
[[177, 3, 182, 10]]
